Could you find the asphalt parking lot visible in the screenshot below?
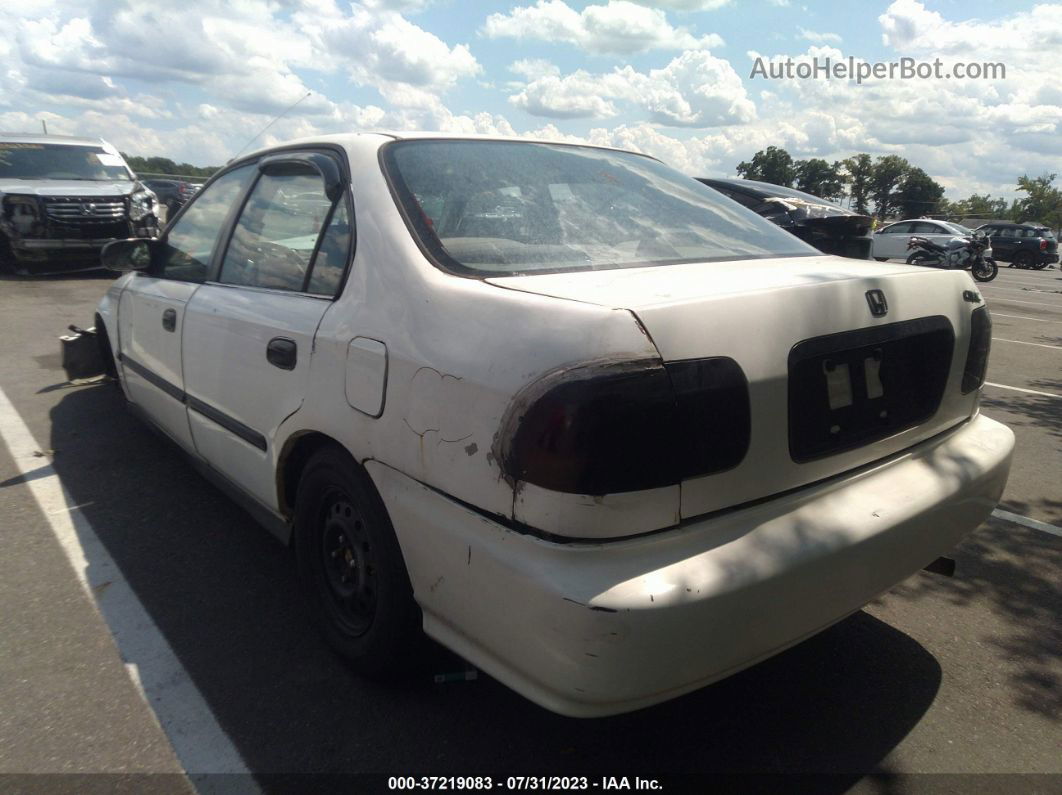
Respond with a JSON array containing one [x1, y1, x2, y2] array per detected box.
[[0, 263, 1058, 793]]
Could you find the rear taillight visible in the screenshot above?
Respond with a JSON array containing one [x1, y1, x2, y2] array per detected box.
[[498, 357, 750, 495], [1040, 239, 1048, 251], [962, 306, 991, 394]]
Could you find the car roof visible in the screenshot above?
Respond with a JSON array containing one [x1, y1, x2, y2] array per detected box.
[[699, 176, 842, 204], [979, 222, 1045, 229], [241, 131, 647, 162], [0, 132, 107, 147], [885, 218, 952, 225]]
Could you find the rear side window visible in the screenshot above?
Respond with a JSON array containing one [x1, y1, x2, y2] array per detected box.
[[220, 170, 344, 293], [306, 198, 353, 296], [911, 222, 942, 234], [157, 165, 255, 282], [383, 140, 816, 277], [884, 222, 912, 234]]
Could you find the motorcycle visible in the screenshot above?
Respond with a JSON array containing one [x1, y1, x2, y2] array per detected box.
[[905, 230, 998, 282]]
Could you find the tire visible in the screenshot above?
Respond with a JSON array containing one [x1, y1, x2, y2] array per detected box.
[[1030, 257, 1048, 271], [293, 445, 422, 676], [1014, 252, 1035, 269], [972, 258, 998, 283], [93, 315, 119, 380], [874, 257, 889, 262], [0, 234, 16, 276]]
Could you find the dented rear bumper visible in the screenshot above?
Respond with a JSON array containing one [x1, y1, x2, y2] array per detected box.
[[367, 412, 1013, 717]]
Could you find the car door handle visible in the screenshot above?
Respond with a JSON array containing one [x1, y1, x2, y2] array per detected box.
[[162, 308, 177, 332], [266, 337, 297, 370]]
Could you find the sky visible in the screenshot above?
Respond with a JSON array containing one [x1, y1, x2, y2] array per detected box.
[[1, 0, 1060, 200]]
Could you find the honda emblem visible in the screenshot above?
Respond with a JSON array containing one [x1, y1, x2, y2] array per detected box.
[[865, 289, 888, 317]]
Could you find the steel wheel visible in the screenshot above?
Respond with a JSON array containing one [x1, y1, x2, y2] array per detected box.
[[293, 445, 422, 675], [319, 493, 376, 637]]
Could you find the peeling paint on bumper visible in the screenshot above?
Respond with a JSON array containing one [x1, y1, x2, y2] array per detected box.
[[368, 413, 1013, 717]]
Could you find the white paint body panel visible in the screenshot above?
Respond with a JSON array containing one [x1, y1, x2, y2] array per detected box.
[[182, 284, 331, 509], [117, 275, 198, 450], [98, 132, 1014, 717]]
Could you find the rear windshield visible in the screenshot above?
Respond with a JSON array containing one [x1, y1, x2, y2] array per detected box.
[[0, 142, 132, 181], [383, 140, 817, 276]]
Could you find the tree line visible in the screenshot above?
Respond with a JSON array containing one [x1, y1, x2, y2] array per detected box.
[[735, 146, 1062, 232], [122, 153, 219, 180]]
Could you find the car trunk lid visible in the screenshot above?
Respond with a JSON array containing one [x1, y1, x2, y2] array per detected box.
[[488, 255, 982, 520]]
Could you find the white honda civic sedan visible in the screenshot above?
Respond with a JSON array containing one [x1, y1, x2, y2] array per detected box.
[[95, 133, 1013, 717]]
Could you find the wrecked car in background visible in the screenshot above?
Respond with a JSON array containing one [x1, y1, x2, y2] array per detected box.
[[0, 133, 158, 275], [698, 177, 873, 259], [95, 132, 1013, 717]]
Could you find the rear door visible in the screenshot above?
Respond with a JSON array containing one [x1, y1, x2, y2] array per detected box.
[[117, 165, 256, 450], [181, 151, 353, 509], [873, 221, 912, 259]]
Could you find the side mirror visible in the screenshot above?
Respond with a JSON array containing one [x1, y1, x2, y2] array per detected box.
[[102, 238, 154, 272]]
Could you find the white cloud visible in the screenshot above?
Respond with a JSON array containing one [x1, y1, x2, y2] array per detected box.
[[509, 58, 561, 80], [509, 50, 755, 127], [482, 0, 724, 54], [295, 1, 481, 107], [631, 0, 731, 9], [797, 28, 842, 44]]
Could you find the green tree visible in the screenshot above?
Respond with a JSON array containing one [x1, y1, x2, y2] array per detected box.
[[1015, 173, 1062, 233], [842, 153, 873, 214], [958, 193, 1009, 218], [793, 158, 846, 200], [736, 146, 796, 187], [869, 155, 910, 218], [121, 153, 219, 179], [897, 167, 945, 219]]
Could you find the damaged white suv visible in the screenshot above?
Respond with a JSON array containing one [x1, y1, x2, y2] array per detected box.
[[96, 133, 1013, 717]]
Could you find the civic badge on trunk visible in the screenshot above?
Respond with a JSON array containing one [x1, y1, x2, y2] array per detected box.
[[865, 289, 888, 317]]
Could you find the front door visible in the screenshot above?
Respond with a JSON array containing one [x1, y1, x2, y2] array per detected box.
[[182, 154, 353, 509], [117, 164, 256, 450]]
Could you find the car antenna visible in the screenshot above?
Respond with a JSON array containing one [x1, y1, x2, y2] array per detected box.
[[227, 91, 312, 162]]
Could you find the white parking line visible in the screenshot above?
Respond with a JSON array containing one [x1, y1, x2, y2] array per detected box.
[[984, 382, 1062, 399], [981, 285, 1062, 297], [984, 297, 1062, 308], [991, 509, 1062, 539], [0, 386, 250, 778], [993, 337, 1062, 350], [992, 313, 1060, 323]]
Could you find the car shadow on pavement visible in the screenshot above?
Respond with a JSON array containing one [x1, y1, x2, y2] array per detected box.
[[44, 382, 944, 788]]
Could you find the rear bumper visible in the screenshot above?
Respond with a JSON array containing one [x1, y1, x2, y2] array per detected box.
[[368, 412, 1013, 717]]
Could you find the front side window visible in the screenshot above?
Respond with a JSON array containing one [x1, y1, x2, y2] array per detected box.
[[157, 165, 255, 282], [383, 140, 816, 277], [220, 171, 339, 292]]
